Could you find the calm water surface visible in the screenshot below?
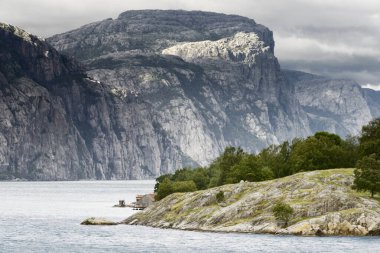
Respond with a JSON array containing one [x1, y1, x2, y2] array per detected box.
[[0, 181, 379, 253]]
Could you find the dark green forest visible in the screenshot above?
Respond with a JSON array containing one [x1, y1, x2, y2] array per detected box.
[[155, 118, 380, 200]]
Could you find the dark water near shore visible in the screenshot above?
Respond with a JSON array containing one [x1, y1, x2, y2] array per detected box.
[[1, 181, 379, 253]]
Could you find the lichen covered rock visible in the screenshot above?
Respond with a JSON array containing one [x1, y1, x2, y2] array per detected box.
[[81, 217, 118, 225], [123, 169, 380, 236]]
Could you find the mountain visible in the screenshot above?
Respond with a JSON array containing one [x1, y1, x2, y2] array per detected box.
[[363, 88, 380, 118], [0, 23, 186, 180], [48, 10, 274, 59], [284, 70, 373, 136], [0, 10, 379, 180], [48, 10, 311, 164]]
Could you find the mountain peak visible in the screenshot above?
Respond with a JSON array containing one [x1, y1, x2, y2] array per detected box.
[[0, 23, 36, 44], [117, 9, 257, 24], [0, 22, 82, 84], [47, 10, 274, 61]]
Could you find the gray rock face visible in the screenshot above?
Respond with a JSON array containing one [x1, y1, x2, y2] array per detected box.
[[1, 10, 379, 180], [49, 10, 311, 160], [284, 70, 373, 136], [49, 10, 274, 60], [364, 88, 380, 118], [0, 23, 185, 180]]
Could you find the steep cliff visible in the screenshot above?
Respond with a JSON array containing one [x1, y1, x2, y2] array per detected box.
[[364, 88, 380, 118], [1, 10, 379, 180], [48, 10, 380, 169], [0, 23, 187, 180], [124, 169, 380, 236], [284, 70, 373, 136], [49, 10, 311, 159]]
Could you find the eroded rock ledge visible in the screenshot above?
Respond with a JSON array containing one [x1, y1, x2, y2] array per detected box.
[[81, 217, 118, 225], [123, 169, 380, 236]]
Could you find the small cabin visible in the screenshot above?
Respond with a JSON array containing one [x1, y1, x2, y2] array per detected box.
[[133, 193, 155, 210]]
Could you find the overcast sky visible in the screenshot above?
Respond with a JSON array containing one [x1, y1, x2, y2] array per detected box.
[[1, 0, 379, 89]]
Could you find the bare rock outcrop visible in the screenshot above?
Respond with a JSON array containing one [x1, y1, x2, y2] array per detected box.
[[123, 169, 380, 236], [81, 217, 118, 225]]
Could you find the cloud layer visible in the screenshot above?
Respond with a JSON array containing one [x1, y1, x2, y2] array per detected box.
[[1, 0, 379, 89]]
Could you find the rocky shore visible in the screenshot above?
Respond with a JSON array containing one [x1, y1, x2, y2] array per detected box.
[[81, 217, 118, 225], [122, 169, 380, 236]]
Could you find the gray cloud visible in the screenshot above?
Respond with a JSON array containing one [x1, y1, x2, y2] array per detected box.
[[281, 56, 380, 87], [0, 0, 379, 89]]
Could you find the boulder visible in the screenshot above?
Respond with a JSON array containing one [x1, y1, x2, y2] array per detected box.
[[81, 217, 118, 225]]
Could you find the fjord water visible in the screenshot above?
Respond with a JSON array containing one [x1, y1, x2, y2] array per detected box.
[[0, 181, 379, 253]]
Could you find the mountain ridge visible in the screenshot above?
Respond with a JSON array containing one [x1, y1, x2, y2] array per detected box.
[[0, 10, 379, 180], [0, 22, 187, 180]]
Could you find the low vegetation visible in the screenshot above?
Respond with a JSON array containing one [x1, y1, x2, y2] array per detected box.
[[272, 202, 294, 227], [155, 118, 380, 200], [216, 191, 225, 203]]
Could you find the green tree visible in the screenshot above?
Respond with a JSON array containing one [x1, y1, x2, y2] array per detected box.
[[208, 146, 245, 187], [172, 180, 197, 193], [272, 202, 294, 227], [289, 132, 355, 172], [154, 174, 172, 193], [353, 154, 380, 197], [191, 167, 210, 190], [342, 135, 360, 167], [155, 178, 174, 200], [227, 154, 274, 183], [359, 118, 380, 159], [257, 141, 292, 178], [171, 168, 193, 182]]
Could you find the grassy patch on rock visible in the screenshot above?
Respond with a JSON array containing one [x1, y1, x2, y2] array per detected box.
[[124, 168, 380, 236]]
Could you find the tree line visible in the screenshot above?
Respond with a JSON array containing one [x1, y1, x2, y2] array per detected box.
[[155, 118, 380, 200]]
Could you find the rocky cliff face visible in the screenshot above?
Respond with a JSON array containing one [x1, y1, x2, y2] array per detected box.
[[1, 10, 379, 180], [48, 10, 379, 170], [284, 70, 373, 136], [124, 169, 380, 236], [48, 10, 274, 60], [49, 10, 311, 160], [0, 23, 187, 180], [364, 88, 380, 118]]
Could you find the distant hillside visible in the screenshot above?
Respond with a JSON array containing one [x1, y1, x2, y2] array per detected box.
[[284, 70, 373, 136], [363, 88, 380, 118]]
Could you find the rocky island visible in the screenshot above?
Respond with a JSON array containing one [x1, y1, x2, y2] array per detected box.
[[122, 169, 380, 236]]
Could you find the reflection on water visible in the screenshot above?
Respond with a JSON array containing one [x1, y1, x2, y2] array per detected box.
[[0, 181, 379, 253]]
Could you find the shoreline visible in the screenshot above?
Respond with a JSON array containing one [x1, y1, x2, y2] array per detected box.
[[120, 169, 380, 236], [81, 219, 373, 237]]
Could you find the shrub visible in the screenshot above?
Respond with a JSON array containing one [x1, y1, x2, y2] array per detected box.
[[272, 202, 294, 227], [216, 191, 225, 203]]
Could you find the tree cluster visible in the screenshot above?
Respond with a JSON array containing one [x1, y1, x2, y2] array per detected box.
[[155, 118, 380, 200]]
